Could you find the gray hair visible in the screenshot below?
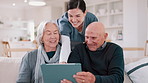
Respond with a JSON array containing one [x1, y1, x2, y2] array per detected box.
[[36, 20, 60, 45]]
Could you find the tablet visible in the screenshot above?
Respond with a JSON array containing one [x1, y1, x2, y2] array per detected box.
[[41, 63, 81, 83]]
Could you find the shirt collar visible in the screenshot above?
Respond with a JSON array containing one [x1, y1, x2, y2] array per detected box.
[[86, 41, 107, 51], [96, 41, 107, 51]]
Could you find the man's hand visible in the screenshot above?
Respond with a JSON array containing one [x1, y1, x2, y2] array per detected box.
[[73, 72, 96, 83], [61, 72, 96, 83]]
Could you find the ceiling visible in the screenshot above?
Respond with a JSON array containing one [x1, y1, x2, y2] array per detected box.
[[0, 0, 98, 10], [0, 0, 69, 8]]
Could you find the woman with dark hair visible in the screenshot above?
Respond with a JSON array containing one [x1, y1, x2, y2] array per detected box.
[[57, 0, 98, 63]]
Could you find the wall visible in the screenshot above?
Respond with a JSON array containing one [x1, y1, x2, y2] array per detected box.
[[123, 0, 139, 47], [137, 0, 147, 46], [123, 0, 147, 57], [51, 6, 63, 20], [147, 7, 148, 40], [0, 6, 24, 21], [24, 6, 51, 26], [24, 6, 63, 26]]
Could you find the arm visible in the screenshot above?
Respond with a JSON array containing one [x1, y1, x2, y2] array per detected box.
[[57, 14, 72, 63], [68, 44, 124, 83], [59, 35, 71, 62], [16, 53, 32, 83]]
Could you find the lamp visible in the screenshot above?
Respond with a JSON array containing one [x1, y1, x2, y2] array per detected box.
[[29, 0, 46, 6]]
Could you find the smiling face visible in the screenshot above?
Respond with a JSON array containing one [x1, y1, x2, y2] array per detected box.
[[42, 23, 60, 50], [85, 22, 108, 51], [68, 8, 86, 29]]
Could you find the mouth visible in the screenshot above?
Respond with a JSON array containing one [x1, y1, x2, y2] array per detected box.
[[87, 44, 97, 48], [49, 40, 57, 43], [71, 21, 79, 25]]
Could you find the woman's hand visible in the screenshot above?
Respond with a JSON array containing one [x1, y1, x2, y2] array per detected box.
[[73, 72, 96, 83], [59, 62, 67, 64]]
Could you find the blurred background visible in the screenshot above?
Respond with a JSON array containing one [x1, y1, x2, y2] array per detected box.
[[0, 0, 147, 57]]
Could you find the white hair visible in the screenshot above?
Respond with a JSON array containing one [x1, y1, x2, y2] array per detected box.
[[36, 20, 60, 45]]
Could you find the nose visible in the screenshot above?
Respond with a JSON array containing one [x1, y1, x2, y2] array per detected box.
[[50, 33, 56, 38], [72, 17, 77, 22]]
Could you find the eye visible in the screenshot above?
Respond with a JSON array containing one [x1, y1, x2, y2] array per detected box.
[[92, 37, 97, 40], [46, 32, 51, 35], [69, 15, 73, 17], [54, 31, 59, 34], [54, 32, 58, 34], [85, 36, 89, 39], [45, 31, 51, 35], [76, 15, 81, 17]]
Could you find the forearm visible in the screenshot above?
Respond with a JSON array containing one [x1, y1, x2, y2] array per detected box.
[[59, 35, 71, 62]]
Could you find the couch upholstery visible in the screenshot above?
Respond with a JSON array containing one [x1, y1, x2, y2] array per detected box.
[[123, 56, 148, 83], [0, 56, 146, 83], [0, 57, 21, 83]]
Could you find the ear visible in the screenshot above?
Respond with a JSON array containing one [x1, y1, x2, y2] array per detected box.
[[104, 33, 108, 39]]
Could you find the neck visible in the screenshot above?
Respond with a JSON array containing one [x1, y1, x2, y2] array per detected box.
[[44, 45, 56, 52]]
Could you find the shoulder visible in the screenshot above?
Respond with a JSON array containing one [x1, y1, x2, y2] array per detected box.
[[73, 43, 86, 51], [22, 49, 38, 63], [25, 49, 37, 57], [57, 12, 69, 24], [106, 42, 122, 49], [57, 12, 72, 34], [86, 12, 98, 19], [86, 12, 96, 17], [106, 42, 123, 55], [84, 12, 98, 23]]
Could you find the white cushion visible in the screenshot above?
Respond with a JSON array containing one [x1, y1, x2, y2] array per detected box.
[[125, 57, 148, 83]]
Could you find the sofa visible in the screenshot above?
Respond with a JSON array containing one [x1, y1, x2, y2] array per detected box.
[[124, 56, 148, 83], [0, 56, 147, 83], [0, 57, 21, 83]]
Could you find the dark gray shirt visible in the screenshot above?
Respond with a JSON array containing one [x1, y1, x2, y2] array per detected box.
[[17, 50, 37, 83]]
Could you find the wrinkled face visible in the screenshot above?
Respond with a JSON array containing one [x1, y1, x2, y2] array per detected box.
[[42, 23, 59, 48], [85, 29, 106, 51], [68, 8, 86, 29]]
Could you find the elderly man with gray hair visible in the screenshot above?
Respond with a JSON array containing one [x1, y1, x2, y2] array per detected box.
[[61, 22, 124, 83]]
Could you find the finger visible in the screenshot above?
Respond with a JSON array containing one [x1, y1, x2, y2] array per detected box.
[[59, 62, 67, 64], [61, 79, 72, 83], [76, 72, 87, 76], [75, 78, 85, 83], [73, 72, 89, 81], [73, 74, 85, 80], [73, 74, 86, 83]]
